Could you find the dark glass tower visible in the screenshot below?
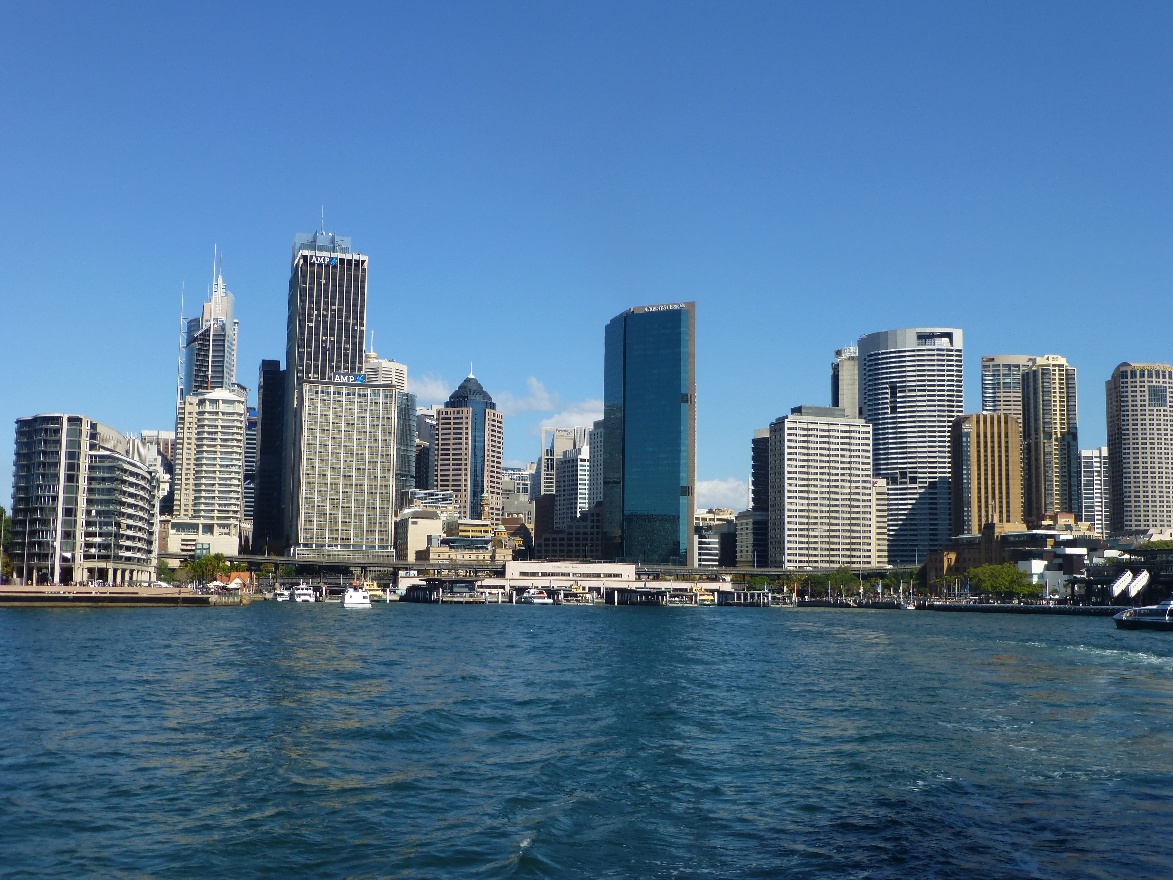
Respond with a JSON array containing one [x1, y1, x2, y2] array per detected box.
[[602, 302, 696, 566], [253, 359, 285, 553]]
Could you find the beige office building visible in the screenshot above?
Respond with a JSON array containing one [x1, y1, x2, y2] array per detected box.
[[1107, 362, 1173, 536], [768, 406, 877, 569], [288, 378, 399, 560], [170, 388, 247, 556], [434, 375, 504, 524], [950, 413, 1023, 537]]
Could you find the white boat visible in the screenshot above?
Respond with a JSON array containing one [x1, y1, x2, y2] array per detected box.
[[1115, 599, 1173, 630], [342, 586, 372, 608], [519, 588, 554, 605], [293, 584, 316, 603], [274, 588, 291, 602]]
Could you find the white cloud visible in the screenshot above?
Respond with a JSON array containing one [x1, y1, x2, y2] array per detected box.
[[696, 478, 749, 512], [496, 377, 558, 416], [407, 373, 452, 404], [538, 399, 604, 431]]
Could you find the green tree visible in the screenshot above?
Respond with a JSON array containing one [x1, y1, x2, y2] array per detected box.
[[279, 565, 297, 579], [157, 559, 175, 583], [185, 553, 231, 585], [967, 563, 1037, 601], [1137, 540, 1173, 550]]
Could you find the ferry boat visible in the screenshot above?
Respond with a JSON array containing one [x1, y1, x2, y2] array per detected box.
[[519, 588, 554, 605], [1114, 599, 1173, 631], [274, 587, 292, 602], [341, 585, 372, 608], [293, 584, 316, 603]]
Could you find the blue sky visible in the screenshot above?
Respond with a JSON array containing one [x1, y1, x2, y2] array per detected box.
[[2, 2, 1171, 510]]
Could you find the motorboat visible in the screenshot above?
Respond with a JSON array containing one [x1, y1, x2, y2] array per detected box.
[[1114, 599, 1173, 631], [342, 586, 372, 608], [274, 588, 291, 602], [293, 584, 316, 603], [519, 588, 555, 605]]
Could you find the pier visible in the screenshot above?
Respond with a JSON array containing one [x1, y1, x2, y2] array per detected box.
[[0, 586, 248, 607]]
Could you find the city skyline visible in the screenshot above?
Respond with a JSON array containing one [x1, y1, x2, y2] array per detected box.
[[4, 4, 1172, 508]]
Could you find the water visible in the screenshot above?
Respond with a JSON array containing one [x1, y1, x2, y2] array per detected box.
[[2, 604, 1172, 879]]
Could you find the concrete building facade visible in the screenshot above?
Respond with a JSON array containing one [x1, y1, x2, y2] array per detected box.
[[1107, 362, 1173, 536], [768, 406, 877, 569], [831, 346, 860, 419], [289, 378, 399, 558]]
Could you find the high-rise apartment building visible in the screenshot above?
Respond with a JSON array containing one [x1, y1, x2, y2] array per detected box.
[[1022, 354, 1080, 522], [1106, 362, 1173, 536], [980, 355, 1033, 420], [170, 388, 247, 556], [1080, 447, 1110, 537], [950, 413, 1023, 537], [11, 415, 162, 586], [858, 327, 963, 565], [602, 302, 697, 567], [767, 406, 878, 569], [252, 359, 285, 553], [183, 268, 239, 398], [831, 346, 860, 419], [434, 375, 504, 522]]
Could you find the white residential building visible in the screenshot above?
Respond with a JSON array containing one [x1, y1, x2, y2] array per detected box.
[[1080, 447, 1110, 537], [554, 444, 591, 530], [170, 388, 247, 556]]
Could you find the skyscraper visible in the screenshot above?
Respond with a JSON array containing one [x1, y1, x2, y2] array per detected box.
[[858, 327, 963, 565], [980, 355, 1033, 420], [285, 231, 367, 384], [768, 406, 877, 569], [950, 413, 1023, 537], [831, 346, 860, 419], [434, 375, 505, 522], [282, 230, 369, 548], [1080, 447, 1110, 537], [252, 359, 285, 554], [1106, 362, 1173, 537], [363, 353, 416, 511], [183, 267, 239, 398], [602, 302, 697, 567], [1021, 354, 1080, 522]]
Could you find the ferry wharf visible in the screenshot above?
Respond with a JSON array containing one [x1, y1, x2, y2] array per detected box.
[[0, 585, 248, 607]]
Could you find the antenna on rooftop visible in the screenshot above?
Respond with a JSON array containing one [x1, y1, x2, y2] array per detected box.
[[321, 205, 326, 233]]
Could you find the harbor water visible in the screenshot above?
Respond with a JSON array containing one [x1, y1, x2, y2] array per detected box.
[[2, 604, 1172, 878]]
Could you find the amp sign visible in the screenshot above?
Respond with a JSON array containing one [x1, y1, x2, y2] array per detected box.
[[332, 373, 366, 384]]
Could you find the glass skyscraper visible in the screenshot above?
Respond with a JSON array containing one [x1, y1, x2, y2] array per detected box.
[[602, 302, 696, 567]]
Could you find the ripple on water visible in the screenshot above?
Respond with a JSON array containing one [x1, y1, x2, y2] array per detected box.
[[2, 606, 1173, 878]]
